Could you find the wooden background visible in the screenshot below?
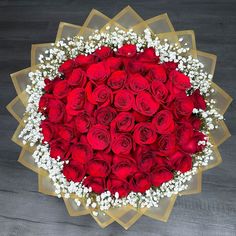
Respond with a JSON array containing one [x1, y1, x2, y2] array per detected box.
[[0, 0, 235, 235]]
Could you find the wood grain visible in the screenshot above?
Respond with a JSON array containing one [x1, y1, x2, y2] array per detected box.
[[0, 0, 235, 235]]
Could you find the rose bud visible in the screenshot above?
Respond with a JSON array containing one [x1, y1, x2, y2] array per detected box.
[[66, 88, 85, 116], [152, 110, 175, 134], [107, 70, 127, 90], [128, 74, 149, 94], [156, 134, 176, 156], [63, 163, 85, 182], [50, 139, 70, 160], [110, 112, 135, 133], [112, 155, 137, 180], [117, 44, 137, 57], [86, 158, 111, 177], [53, 80, 70, 99], [133, 122, 157, 145], [190, 89, 207, 110], [111, 133, 133, 155], [75, 111, 93, 133], [150, 166, 173, 187], [58, 125, 74, 142], [151, 80, 169, 103], [169, 151, 192, 173], [114, 89, 135, 111], [87, 61, 110, 84], [58, 59, 75, 76], [75, 54, 96, 68], [169, 70, 191, 94], [94, 106, 117, 126], [68, 143, 93, 165], [48, 99, 65, 123], [146, 65, 167, 83], [83, 176, 106, 194], [94, 46, 112, 59], [129, 172, 151, 193], [107, 178, 130, 198], [91, 85, 113, 107], [135, 91, 159, 116], [40, 120, 55, 143], [67, 68, 87, 87], [134, 146, 157, 172], [87, 124, 110, 150], [137, 47, 159, 63], [174, 93, 194, 118]]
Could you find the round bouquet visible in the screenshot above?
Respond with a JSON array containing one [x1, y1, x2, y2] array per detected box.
[[8, 6, 232, 229]]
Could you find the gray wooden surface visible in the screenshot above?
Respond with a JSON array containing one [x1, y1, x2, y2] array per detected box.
[[0, 0, 236, 235]]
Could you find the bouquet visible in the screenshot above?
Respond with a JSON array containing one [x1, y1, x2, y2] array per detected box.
[[7, 6, 232, 229]]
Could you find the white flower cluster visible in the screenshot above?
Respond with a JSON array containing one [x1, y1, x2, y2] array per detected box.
[[19, 28, 223, 212]]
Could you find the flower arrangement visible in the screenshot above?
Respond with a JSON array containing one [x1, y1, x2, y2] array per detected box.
[[7, 6, 232, 229]]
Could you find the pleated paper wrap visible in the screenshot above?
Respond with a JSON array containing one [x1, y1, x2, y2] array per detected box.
[[7, 6, 232, 229]]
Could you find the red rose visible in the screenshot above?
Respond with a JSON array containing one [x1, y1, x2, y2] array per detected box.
[[133, 122, 157, 145], [66, 88, 85, 116], [107, 70, 127, 90], [58, 125, 74, 141], [63, 163, 85, 182], [112, 155, 137, 179], [176, 122, 194, 146], [181, 131, 206, 154], [67, 68, 87, 87], [150, 166, 173, 187], [40, 120, 55, 143], [169, 151, 192, 173], [117, 44, 137, 57], [129, 172, 151, 193], [91, 85, 113, 107], [135, 146, 158, 172], [69, 143, 93, 165], [87, 124, 110, 150], [152, 110, 175, 134], [137, 47, 159, 63], [105, 57, 122, 72], [163, 61, 178, 74], [94, 46, 112, 59], [94, 106, 117, 126], [53, 80, 70, 99], [75, 111, 93, 133], [50, 139, 69, 160], [83, 176, 105, 194], [151, 80, 169, 103], [107, 178, 130, 198], [135, 91, 159, 116], [38, 94, 54, 114], [169, 70, 191, 93], [87, 158, 111, 177], [156, 134, 176, 156], [190, 116, 202, 130], [48, 99, 65, 123], [114, 89, 135, 111], [110, 112, 135, 133], [128, 74, 149, 93], [58, 59, 74, 76], [146, 65, 167, 83], [174, 93, 194, 118], [111, 134, 133, 155], [191, 89, 206, 110], [44, 77, 61, 93], [75, 54, 96, 67], [87, 61, 110, 84]]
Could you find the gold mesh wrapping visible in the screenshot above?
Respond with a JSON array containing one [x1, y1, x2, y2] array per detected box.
[[7, 6, 232, 229]]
